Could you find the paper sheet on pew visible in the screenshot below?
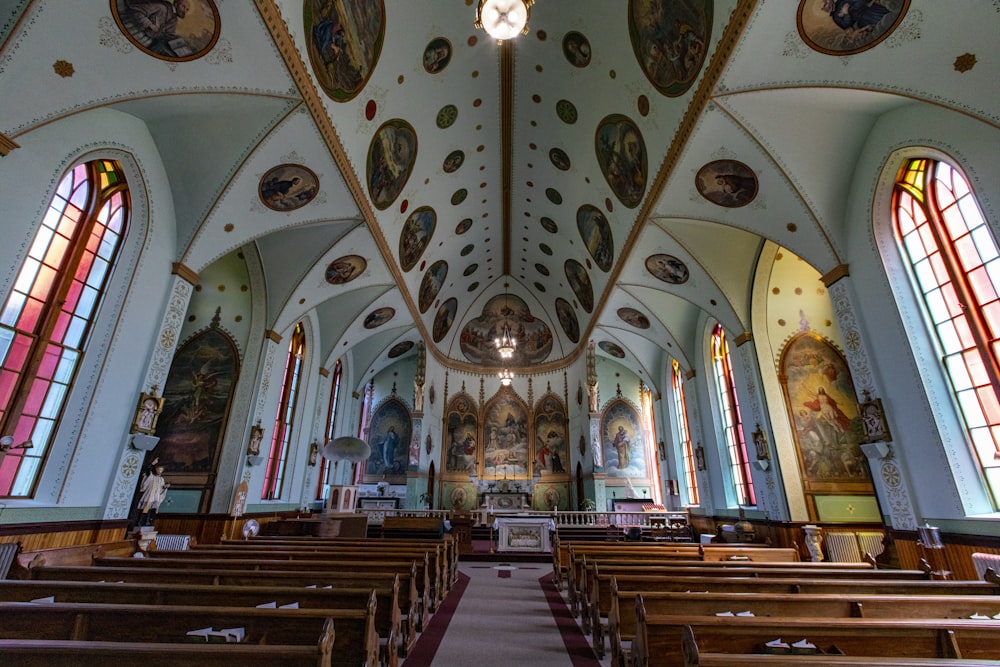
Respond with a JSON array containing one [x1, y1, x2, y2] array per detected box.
[[30, 596, 55, 603], [186, 627, 245, 643]]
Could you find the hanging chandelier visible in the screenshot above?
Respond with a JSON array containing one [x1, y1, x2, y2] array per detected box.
[[495, 321, 516, 360], [498, 368, 514, 386], [475, 0, 534, 42]]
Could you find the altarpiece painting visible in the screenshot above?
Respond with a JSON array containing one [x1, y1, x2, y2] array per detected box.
[[363, 396, 412, 483], [780, 333, 875, 516]]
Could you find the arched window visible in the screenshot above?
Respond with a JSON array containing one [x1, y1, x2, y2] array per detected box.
[[315, 358, 342, 498], [263, 323, 305, 500], [0, 160, 128, 497], [671, 359, 699, 505], [711, 323, 755, 506], [894, 157, 1000, 506]]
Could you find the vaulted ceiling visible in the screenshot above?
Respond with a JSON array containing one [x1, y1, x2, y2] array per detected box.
[[2, 0, 994, 387]]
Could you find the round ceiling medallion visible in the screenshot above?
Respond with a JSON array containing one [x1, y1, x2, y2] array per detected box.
[[595, 114, 646, 209], [436, 104, 458, 129], [562, 31, 591, 68], [545, 188, 563, 205], [259, 164, 319, 211], [455, 218, 473, 234], [556, 99, 578, 124], [423, 37, 452, 73], [367, 119, 416, 210], [432, 298, 457, 343], [617, 307, 650, 329], [539, 217, 558, 234], [555, 298, 579, 343], [695, 159, 758, 208], [599, 340, 625, 358], [325, 255, 367, 285], [304, 0, 385, 102], [363, 307, 395, 329], [646, 254, 689, 284], [111, 0, 220, 62], [399, 206, 436, 272], [565, 259, 594, 313], [443, 150, 465, 173], [550, 147, 571, 171], [387, 341, 413, 358]]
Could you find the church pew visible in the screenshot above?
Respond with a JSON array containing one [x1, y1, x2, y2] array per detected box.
[[32, 563, 428, 636], [223, 535, 458, 586], [586, 568, 1000, 657], [630, 599, 1000, 667], [551, 538, 707, 590], [679, 623, 1000, 667], [0, 639, 335, 667], [94, 552, 439, 613], [608, 579, 1000, 666], [0, 577, 407, 664], [181, 541, 450, 601], [565, 546, 837, 617], [140, 548, 446, 610], [10, 540, 136, 578], [579, 560, 924, 635], [0, 598, 379, 667]]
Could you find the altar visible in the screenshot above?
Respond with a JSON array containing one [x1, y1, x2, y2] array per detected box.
[[482, 492, 530, 511], [493, 516, 555, 553]]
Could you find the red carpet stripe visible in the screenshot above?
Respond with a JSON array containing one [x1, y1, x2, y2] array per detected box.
[[539, 572, 602, 666], [403, 571, 470, 665]]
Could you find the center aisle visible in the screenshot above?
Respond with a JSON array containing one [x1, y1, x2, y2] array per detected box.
[[403, 561, 606, 666]]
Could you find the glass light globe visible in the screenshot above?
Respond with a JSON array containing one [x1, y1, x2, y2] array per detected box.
[[479, 0, 528, 41]]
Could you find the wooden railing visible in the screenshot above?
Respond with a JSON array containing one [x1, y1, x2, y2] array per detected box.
[[354, 508, 687, 531]]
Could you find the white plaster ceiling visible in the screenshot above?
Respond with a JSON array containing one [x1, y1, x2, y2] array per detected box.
[[1, 0, 995, 389]]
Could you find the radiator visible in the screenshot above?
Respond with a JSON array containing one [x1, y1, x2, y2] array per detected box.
[[153, 534, 191, 551], [972, 552, 1000, 580], [0, 542, 18, 579], [856, 531, 885, 559], [825, 531, 863, 563]]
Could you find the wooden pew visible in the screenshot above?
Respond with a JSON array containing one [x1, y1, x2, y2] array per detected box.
[[9, 540, 136, 578], [679, 624, 1000, 666], [580, 560, 922, 638], [0, 639, 334, 666], [142, 547, 448, 610], [32, 562, 428, 637], [0, 577, 406, 665], [551, 537, 706, 591], [224, 535, 459, 587], [201, 536, 458, 596], [566, 545, 813, 616], [0, 598, 379, 667], [609, 579, 1000, 667], [94, 552, 440, 613], [381, 516, 444, 540], [586, 566, 997, 658], [630, 597, 1000, 667]]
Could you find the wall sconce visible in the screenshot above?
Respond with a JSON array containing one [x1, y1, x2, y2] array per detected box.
[[308, 441, 319, 467], [0, 436, 33, 454], [694, 443, 706, 471], [247, 421, 264, 466]]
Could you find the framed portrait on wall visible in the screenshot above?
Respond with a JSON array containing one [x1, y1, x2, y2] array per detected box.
[[131, 392, 164, 435], [859, 394, 891, 443]]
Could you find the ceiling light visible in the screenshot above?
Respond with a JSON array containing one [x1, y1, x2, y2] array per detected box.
[[494, 285, 517, 359], [499, 369, 514, 386], [475, 0, 534, 42]]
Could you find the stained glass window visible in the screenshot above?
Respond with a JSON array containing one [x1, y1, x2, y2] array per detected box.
[[894, 158, 1000, 506], [263, 323, 305, 500], [0, 160, 128, 497], [711, 323, 755, 506], [672, 359, 699, 505]]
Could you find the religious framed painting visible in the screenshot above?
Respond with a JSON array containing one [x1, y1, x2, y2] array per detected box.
[[482, 387, 530, 480], [534, 392, 568, 477], [362, 396, 412, 483], [444, 392, 479, 477], [601, 399, 647, 478], [779, 332, 875, 504]]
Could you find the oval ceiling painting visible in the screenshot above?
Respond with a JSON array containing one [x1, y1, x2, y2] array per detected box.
[[387, 340, 414, 358], [595, 114, 647, 209], [460, 294, 552, 365], [577, 204, 614, 272], [695, 159, 758, 208], [111, 0, 220, 62], [797, 0, 909, 56], [418, 260, 448, 313], [399, 206, 436, 271], [563, 31, 592, 68], [455, 217, 473, 234], [367, 119, 417, 210], [259, 164, 319, 211], [646, 254, 689, 285], [599, 341, 626, 359], [550, 148, 571, 171], [443, 150, 465, 173], [539, 217, 558, 234], [565, 259, 595, 313], [627, 0, 711, 97], [325, 254, 367, 285], [433, 298, 458, 343], [617, 307, 650, 329], [423, 37, 452, 73], [363, 307, 395, 329], [555, 298, 580, 344], [304, 0, 385, 102]]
